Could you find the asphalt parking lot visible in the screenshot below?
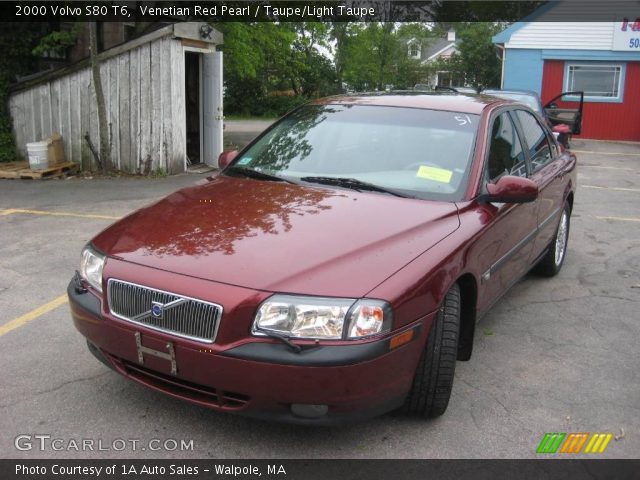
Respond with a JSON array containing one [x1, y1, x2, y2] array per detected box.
[[0, 138, 639, 459]]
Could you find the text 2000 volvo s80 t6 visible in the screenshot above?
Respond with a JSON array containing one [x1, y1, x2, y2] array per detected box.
[[69, 93, 576, 424]]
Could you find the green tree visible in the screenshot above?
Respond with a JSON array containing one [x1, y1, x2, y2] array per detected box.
[[340, 22, 435, 92], [0, 23, 47, 162], [217, 22, 297, 116], [329, 22, 350, 91], [282, 22, 338, 97], [371, 21, 397, 90], [218, 22, 295, 82], [393, 23, 437, 89], [395, 22, 434, 40], [340, 23, 377, 91], [340, 22, 406, 91], [437, 22, 503, 90], [31, 24, 82, 58], [219, 22, 337, 116]]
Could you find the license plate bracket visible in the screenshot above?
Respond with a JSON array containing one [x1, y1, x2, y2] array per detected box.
[[134, 332, 177, 376]]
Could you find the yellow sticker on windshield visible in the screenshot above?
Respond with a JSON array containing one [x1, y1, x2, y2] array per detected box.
[[416, 166, 453, 183]]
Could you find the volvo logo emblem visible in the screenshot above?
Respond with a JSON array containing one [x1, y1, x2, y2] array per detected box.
[[151, 301, 164, 319], [131, 297, 187, 323]]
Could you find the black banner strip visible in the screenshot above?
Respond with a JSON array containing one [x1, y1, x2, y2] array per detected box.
[[2, 459, 640, 480], [4, 1, 640, 23]]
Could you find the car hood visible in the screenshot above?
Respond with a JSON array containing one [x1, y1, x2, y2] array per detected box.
[[93, 175, 460, 297]]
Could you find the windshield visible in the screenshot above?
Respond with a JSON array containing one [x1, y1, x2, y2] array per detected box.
[[483, 91, 541, 113], [227, 104, 479, 201]]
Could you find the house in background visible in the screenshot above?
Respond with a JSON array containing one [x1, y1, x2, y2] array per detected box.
[[406, 29, 462, 88], [493, 6, 640, 141], [9, 22, 225, 173]]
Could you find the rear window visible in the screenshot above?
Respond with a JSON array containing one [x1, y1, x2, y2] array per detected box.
[[484, 91, 541, 113], [230, 104, 479, 201]]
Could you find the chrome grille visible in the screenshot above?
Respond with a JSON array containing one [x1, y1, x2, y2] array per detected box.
[[107, 279, 222, 343]]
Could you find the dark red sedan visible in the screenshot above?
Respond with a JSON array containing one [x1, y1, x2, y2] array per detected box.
[[69, 93, 576, 424]]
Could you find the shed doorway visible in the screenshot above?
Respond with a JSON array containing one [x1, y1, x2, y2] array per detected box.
[[184, 49, 224, 170], [185, 51, 202, 166]]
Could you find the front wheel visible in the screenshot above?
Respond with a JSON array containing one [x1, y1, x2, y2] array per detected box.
[[534, 202, 571, 277], [403, 283, 460, 418]]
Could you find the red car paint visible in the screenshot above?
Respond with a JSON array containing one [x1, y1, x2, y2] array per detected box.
[[69, 93, 577, 423], [92, 179, 460, 298]]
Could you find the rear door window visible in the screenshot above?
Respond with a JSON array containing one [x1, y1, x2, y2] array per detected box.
[[515, 110, 553, 172]]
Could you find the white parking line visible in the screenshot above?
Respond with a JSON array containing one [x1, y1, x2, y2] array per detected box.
[[595, 216, 640, 223], [580, 165, 635, 171], [573, 150, 640, 157], [582, 185, 640, 193]]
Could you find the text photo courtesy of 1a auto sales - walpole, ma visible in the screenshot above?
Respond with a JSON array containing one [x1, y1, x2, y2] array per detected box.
[[1, 1, 639, 480]]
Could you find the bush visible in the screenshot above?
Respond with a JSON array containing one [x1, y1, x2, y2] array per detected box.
[[0, 80, 17, 162], [224, 77, 265, 116], [0, 23, 47, 162], [224, 77, 308, 118], [0, 121, 17, 162]]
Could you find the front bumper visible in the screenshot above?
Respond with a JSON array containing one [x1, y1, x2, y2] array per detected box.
[[68, 278, 433, 425]]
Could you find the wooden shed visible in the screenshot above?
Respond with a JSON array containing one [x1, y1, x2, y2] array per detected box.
[[9, 22, 224, 174]]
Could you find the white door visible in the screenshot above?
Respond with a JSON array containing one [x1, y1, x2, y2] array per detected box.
[[202, 51, 223, 167]]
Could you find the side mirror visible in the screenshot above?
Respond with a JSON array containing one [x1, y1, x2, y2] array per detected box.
[[217, 150, 238, 170], [485, 176, 538, 203]]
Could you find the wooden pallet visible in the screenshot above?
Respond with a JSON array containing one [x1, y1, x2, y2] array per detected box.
[[0, 161, 78, 179]]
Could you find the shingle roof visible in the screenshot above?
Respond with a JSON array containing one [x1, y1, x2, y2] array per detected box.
[[422, 38, 457, 60]]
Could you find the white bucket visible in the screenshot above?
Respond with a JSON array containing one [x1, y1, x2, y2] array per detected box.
[[26, 141, 49, 170]]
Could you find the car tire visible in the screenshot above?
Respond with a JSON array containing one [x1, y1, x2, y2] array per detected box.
[[403, 282, 460, 418], [534, 202, 571, 277]]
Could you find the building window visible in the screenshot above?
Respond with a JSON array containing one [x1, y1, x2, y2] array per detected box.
[[565, 63, 624, 101], [408, 43, 420, 59]]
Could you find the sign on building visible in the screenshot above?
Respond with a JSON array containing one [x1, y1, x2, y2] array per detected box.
[[612, 19, 640, 51]]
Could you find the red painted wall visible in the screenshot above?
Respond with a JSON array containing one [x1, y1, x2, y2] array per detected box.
[[541, 60, 640, 142]]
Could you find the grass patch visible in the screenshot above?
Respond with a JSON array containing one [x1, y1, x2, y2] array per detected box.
[[149, 167, 168, 178], [224, 114, 278, 121]]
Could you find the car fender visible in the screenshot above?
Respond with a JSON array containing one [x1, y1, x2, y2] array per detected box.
[[365, 220, 480, 331]]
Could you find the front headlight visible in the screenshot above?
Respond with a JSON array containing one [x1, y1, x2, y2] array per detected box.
[[252, 294, 392, 340], [80, 245, 106, 293]]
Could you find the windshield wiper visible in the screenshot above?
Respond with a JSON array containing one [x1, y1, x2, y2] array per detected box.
[[226, 166, 297, 184], [300, 176, 412, 198], [256, 330, 302, 353]]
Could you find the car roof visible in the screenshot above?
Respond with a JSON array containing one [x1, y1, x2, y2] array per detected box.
[[482, 88, 541, 98], [480, 89, 544, 113], [311, 92, 505, 115]]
